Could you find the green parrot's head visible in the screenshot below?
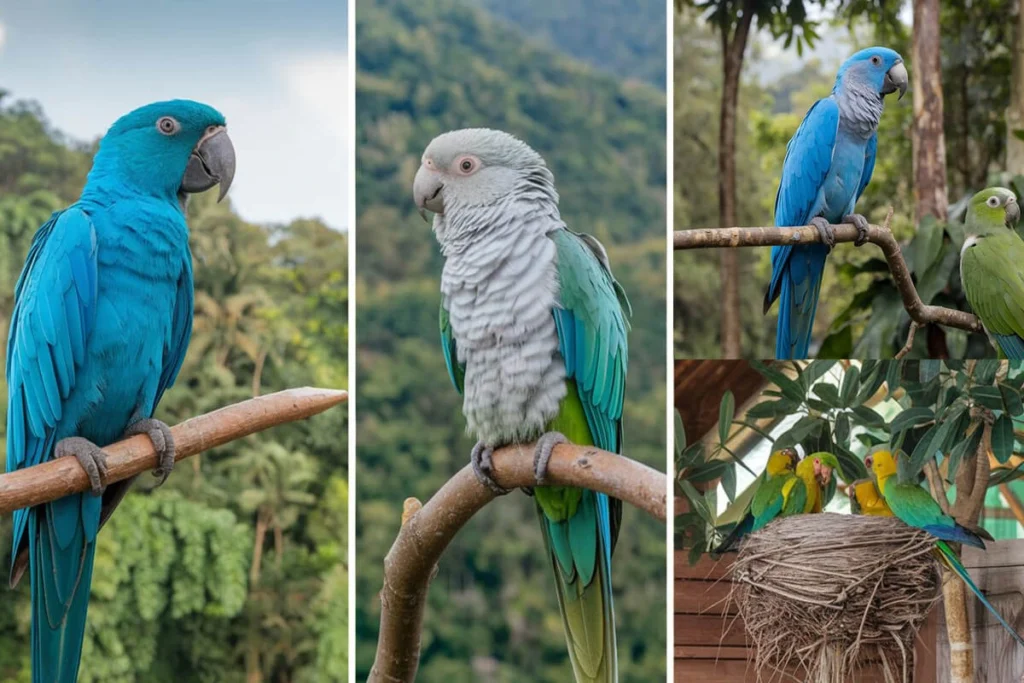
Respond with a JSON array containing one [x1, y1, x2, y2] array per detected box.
[[966, 187, 1020, 235], [808, 452, 840, 487]]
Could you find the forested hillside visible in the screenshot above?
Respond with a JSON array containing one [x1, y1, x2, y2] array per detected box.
[[476, 0, 666, 87], [0, 95, 348, 683], [355, 0, 667, 680]]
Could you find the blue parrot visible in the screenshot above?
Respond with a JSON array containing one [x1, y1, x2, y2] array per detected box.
[[6, 100, 235, 683], [764, 47, 908, 359]]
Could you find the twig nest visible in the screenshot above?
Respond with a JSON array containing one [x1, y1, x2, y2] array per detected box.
[[732, 513, 942, 683]]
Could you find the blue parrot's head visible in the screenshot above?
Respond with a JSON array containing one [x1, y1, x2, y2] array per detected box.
[[89, 99, 236, 205], [835, 47, 908, 101]]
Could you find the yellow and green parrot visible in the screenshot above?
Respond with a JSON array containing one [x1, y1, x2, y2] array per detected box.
[[781, 454, 827, 515], [960, 187, 1024, 358], [867, 450, 1024, 647], [808, 451, 841, 508], [713, 448, 799, 554], [847, 477, 893, 516]]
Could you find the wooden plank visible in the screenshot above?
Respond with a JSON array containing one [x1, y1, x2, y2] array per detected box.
[[675, 552, 734, 580], [673, 659, 760, 683], [675, 578, 736, 616], [674, 614, 747, 647], [674, 645, 751, 660]]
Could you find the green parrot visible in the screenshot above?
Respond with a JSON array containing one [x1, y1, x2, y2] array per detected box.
[[807, 451, 841, 508], [712, 448, 800, 554], [868, 450, 1024, 647], [960, 187, 1024, 359]]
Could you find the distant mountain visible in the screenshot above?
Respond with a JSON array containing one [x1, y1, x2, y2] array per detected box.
[[476, 0, 666, 88]]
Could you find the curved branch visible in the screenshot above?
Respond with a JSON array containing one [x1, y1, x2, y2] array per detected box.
[[368, 443, 666, 683], [673, 216, 983, 334], [0, 387, 348, 515]]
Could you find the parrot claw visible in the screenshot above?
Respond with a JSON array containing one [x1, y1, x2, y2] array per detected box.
[[844, 213, 871, 246], [471, 441, 510, 495], [532, 431, 568, 485], [810, 216, 836, 250], [123, 418, 176, 486], [56, 437, 108, 496]]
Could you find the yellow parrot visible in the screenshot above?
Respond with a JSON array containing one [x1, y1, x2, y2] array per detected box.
[[848, 477, 893, 516]]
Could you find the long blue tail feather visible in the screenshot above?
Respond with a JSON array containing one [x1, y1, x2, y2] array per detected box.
[[936, 540, 1024, 648]]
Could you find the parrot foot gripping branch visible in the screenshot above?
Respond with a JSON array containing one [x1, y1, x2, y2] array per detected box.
[[731, 513, 941, 682], [368, 442, 666, 683], [0, 388, 348, 516]]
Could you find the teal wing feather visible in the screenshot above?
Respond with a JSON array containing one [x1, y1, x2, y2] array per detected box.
[[439, 303, 464, 395], [780, 478, 807, 517], [544, 229, 630, 682], [936, 541, 1024, 647], [6, 209, 99, 683]]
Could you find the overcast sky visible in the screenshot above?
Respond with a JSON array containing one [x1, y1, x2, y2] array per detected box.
[[0, 1, 348, 230]]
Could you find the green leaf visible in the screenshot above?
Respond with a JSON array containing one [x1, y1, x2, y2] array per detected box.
[[840, 364, 859, 407], [800, 360, 836, 390], [733, 421, 777, 442], [834, 444, 868, 482], [721, 462, 737, 502], [678, 480, 714, 525], [686, 459, 729, 484], [992, 415, 1015, 464], [674, 409, 685, 457], [907, 404, 965, 477], [884, 360, 904, 397], [835, 412, 850, 448], [857, 432, 887, 448], [906, 424, 940, 480], [947, 426, 983, 483], [889, 407, 935, 435], [969, 385, 1005, 411], [750, 361, 806, 404], [718, 391, 735, 445], [813, 382, 841, 408], [974, 361, 1000, 386], [919, 360, 941, 385], [677, 442, 705, 471], [912, 215, 944, 275], [775, 416, 827, 450], [746, 399, 796, 419], [852, 405, 887, 429], [990, 459, 1024, 486], [999, 383, 1024, 417]]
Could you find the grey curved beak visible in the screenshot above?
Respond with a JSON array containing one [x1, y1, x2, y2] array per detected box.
[[413, 165, 445, 222], [181, 126, 236, 201], [1007, 198, 1021, 228], [883, 60, 909, 101]]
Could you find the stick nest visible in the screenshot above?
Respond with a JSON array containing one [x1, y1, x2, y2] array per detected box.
[[731, 513, 942, 683]]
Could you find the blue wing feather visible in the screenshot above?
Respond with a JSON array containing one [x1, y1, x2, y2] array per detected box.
[[765, 97, 840, 359]]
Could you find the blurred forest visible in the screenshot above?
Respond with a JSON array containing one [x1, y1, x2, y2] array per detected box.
[[675, 1, 1020, 359], [354, 0, 667, 680], [0, 94, 348, 683]]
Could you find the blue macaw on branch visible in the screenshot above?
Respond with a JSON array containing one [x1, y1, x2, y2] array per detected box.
[[6, 100, 235, 683], [764, 47, 908, 359]]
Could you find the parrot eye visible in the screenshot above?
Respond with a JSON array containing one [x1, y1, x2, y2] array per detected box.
[[156, 117, 181, 136], [864, 456, 873, 468], [870, 55, 882, 66], [987, 196, 1001, 208], [454, 156, 479, 175]]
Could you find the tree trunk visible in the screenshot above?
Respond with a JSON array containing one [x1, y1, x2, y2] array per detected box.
[[1008, 0, 1024, 175], [251, 508, 268, 586], [718, 3, 754, 358], [912, 0, 949, 222]]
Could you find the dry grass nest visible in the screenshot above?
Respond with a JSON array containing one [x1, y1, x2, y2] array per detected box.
[[731, 512, 942, 683]]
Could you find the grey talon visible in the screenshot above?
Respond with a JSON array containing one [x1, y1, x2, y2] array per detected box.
[[810, 216, 836, 250], [55, 437, 108, 496], [533, 431, 568, 485], [471, 441, 510, 495], [123, 418, 176, 486], [844, 213, 870, 247]]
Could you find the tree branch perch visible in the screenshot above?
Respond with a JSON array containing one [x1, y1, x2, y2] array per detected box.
[[368, 443, 666, 683], [673, 214, 983, 335], [0, 387, 348, 515]]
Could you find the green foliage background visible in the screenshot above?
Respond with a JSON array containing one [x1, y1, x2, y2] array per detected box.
[[354, 0, 667, 680], [0, 94, 348, 683], [674, 3, 1015, 358]]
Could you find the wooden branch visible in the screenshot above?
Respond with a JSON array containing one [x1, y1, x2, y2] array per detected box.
[[0, 387, 348, 515], [368, 443, 666, 683], [673, 214, 983, 335], [924, 459, 951, 516]]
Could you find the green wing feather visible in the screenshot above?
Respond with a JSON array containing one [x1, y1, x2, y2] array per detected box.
[[780, 477, 808, 517], [961, 232, 1024, 348], [439, 303, 464, 394], [539, 229, 630, 683]]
